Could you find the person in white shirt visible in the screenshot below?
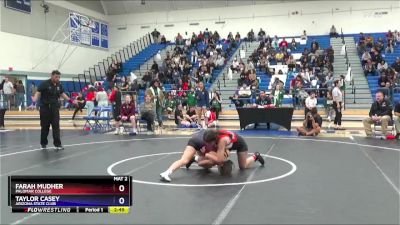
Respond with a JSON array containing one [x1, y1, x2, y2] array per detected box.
[[95, 87, 109, 118], [332, 80, 344, 130], [361, 51, 371, 66], [2, 77, 14, 110], [231, 58, 240, 73], [304, 91, 317, 117], [215, 55, 225, 68]]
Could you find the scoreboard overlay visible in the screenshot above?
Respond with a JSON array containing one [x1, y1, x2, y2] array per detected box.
[[8, 176, 132, 214]]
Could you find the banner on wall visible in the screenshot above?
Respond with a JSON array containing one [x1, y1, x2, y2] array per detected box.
[[5, 0, 31, 14], [69, 12, 108, 49]]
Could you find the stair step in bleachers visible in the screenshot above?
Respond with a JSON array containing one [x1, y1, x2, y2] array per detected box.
[[121, 44, 169, 76]]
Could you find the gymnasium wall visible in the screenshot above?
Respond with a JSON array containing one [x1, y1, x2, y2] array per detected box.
[[108, 0, 400, 49], [0, 0, 109, 77]]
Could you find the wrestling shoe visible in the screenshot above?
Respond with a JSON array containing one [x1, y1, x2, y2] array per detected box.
[[185, 157, 196, 169], [41, 145, 47, 150], [160, 171, 171, 182], [55, 146, 64, 151], [253, 152, 265, 166]]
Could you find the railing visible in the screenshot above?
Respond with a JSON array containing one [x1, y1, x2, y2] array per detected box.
[[72, 33, 154, 92], [341, 28, 355, 110]]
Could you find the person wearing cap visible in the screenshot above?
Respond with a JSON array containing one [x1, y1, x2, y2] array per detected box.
[[32, 70, 74, 150]]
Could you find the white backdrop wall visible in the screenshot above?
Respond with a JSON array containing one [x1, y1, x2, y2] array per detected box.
[[0, 31, 109, 76], [108, 0, 400, 51], [0, 0, 109, 76]]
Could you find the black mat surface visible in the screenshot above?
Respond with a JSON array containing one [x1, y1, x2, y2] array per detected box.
[[1, 130, 399, 224]]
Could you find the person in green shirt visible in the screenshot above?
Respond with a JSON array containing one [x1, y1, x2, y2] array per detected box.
[[145, 80, 164, 127], [165, 93, 177, 118], [210, 92, 222, 119], [187, 88, 197, 108], [272, 84, 284, 107]]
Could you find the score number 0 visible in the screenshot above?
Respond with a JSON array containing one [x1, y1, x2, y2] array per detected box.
[[118, 184, 125, 205]]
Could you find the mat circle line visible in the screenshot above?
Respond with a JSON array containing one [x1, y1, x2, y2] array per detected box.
[[107, 152, 297, 187]]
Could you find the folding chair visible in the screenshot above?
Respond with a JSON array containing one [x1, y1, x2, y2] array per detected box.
[[95, 106, 113, 132], [82, 108, 97, 131], [373, 119, 395, 136]]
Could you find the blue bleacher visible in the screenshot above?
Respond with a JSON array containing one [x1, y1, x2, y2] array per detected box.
[[120, 44, 169, 76], [355, 32, 400, 102]]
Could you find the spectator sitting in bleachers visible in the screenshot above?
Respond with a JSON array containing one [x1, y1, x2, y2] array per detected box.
[[392, 58, 400, 73], [160, 35, 167, 44], [176, 33, 184, 45], [279, 37, 288, 52], [286, 55, 296, 71], [275, 51, 285, 63], [120, 76, 131, 92], [235, 32, 241, 43], [375, 37, 385, 52], [290, 38, 297, 51], [247, 29, 255, 42], [394, 30, 400, 44], [385, 39, 395, 54], [258, 28, 266, 41], [114, 95, 137, 135], [231, 57, 240, 74], [238, 83, 252, 99], [388, 68, 398, 86], [366, 35, 374, 48], [248, 72, 259, 90], [360, 51, 371, 67], [130, 79, 140, 96], [364, 59, 377, 76], [377, 60, 388, 74]]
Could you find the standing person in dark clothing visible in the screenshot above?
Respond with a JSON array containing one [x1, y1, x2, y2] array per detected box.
[[72, 92, 86, 120], [363, 91, 392, 137], [0, 79, 6, 129], [15, 80, 25, 111], [195, 82, 209, 128], [151, 29, 160, 43], [109, 85, 122, 127], [332, 80, 344, 130], [32, 70, 73, 150]]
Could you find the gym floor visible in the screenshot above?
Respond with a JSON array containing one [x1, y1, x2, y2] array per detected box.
[[1, 130, 399, 224]]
